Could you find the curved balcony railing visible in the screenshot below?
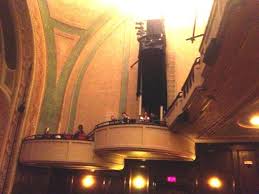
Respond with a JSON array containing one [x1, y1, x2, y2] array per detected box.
[[96, 119, 166, 129], [20, 138, 124, 170], [23, 119, 167, 143], [94, 123, 195, 161], [86, 119, 167, 141], [20, 120, 195, 167], [24, 133, 91, 141]]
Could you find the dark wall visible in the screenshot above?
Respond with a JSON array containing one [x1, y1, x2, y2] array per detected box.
[[12, 165, 50, 194], [0, 1, 17, 69], [196, 143, 259, 194], [12, 166, 125, 194]]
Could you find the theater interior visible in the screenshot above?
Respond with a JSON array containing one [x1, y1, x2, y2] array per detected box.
[[0, 0, 259, 194]]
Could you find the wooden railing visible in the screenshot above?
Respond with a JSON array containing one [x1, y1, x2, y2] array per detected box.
[[181, 57, 200, 97], [167, 92, 183, 113], [23, 133, 91, 141], [167, 57, 200, 114]]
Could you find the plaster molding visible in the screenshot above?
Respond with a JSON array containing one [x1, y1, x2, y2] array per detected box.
[[0, 0, 35, 193]]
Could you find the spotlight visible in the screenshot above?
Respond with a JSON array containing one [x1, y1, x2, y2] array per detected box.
[[132, 175, 146, 190], [207, 176, 222, 189], [81, 175, 95, 188]]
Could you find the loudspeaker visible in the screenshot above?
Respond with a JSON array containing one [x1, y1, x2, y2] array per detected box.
[[203, 38, 221, 66]]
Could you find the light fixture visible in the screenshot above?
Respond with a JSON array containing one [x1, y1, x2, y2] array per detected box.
[[244, 160, 253, 165], [101, 0, 213, 26], [81, 175, 95, 188], [132, 175, 146, 190], [249, 115, 259, 126], [207, 176, 222, 189], [237, 113, 259, 129]]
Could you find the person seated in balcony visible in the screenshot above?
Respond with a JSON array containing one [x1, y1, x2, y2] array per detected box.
[[43, 127, 51, 139], [73, 124, 86, 140], [62, 132, 73, 140], [143, 111, 150, 122], [121, 112, 130, 123], [109, 115, 117, 125], [111, 115, 116, 121], [140, 112, 150, 122]]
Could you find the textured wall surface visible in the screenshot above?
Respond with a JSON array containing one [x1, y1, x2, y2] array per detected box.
[[35, 0, 140, 134], [0, 0, 35, 193], [32, 0, 212, 133]]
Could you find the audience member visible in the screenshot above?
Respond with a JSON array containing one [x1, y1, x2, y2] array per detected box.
[[121, 112, 130, 123], [43, 127, 51, 138], [143, 112, 150, 122], [111, 115, 116, 121], [44, 127, 50, 134], [74, 124, 85, 139], [140, 112, 150, 122], [110, 115, 117, 124]]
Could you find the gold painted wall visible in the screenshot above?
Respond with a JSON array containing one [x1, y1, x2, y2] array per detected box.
[[67, 21, 139, 133]]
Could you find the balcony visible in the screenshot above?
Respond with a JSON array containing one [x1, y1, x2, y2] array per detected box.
[[165, 0, 259, 142], [94, 121, 195, 161], [20, 121, 195, 170], [20, 137, 124, 170], [166, 57, 204, 128], [166, 0, 230, 129]]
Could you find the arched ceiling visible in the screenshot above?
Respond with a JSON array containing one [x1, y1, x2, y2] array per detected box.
[[27, 0, 213, 133]]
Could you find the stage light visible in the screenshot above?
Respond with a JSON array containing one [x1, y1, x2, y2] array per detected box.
[[208, 176, 222, 189], [81, 175, 95, 188], [250, 115, 259, 126], [132, 175, 146, 190]]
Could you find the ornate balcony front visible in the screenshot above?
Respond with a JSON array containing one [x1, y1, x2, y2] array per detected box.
[[20, 137, 124, 170], [20, 121, 195, 170], [94, 122, 195, 161]]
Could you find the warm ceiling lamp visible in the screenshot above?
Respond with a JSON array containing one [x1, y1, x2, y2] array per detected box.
[[102, 0, 213, 26], [81, 175, 95, 188], [132, 175, 146, 190], [249, 115, 259, 126], [207, 176, 222, 189]]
